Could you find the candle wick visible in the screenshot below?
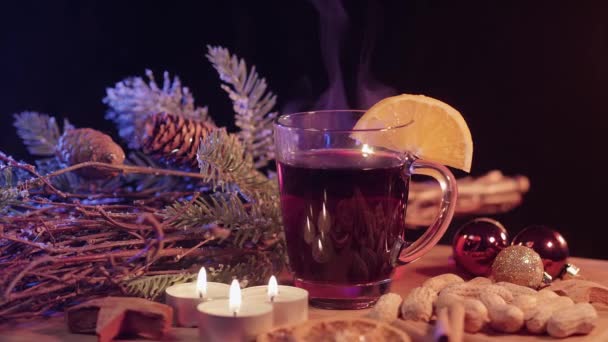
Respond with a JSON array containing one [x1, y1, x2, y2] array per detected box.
[[233, 311, 237, 318], [270, 295, 275, 303]]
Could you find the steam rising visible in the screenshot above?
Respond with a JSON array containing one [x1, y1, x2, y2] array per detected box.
[[284, 0, 397, 113], [356, 1, 397, 109], [311, 0, 349, 110]]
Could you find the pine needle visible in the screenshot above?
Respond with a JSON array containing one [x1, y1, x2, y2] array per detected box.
[[0, 155, 30, 214], [205, 256, 276, 287], [196, 128, 273, 196], [120, 257, 276, 301], [121, 273, 197, 301], [206, 46, 278, 169], [123, 151, 181, 193], [164, 191, 281, 246]]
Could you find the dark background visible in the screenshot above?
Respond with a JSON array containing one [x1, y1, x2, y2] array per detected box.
[[1, 1, 607, 258]]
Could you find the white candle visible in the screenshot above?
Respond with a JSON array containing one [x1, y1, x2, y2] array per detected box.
[[165, 267, 230, 327], [198, 279, 273, 341], [242, 275, 309, 326]]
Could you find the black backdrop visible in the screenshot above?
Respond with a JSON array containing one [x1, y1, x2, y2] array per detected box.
[[1, 1, 607, 258]]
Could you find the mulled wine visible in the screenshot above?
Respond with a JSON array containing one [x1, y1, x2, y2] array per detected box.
[[277, 149, 409, 286], [274, 110, 457, 309]]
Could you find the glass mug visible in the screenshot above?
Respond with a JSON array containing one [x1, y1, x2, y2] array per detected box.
[[274, 110, 457, 309]]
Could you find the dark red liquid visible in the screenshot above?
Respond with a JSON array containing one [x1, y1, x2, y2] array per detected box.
[[277, 149, 409, 284]]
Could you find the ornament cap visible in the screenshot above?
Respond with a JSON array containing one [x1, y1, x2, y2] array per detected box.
[[559, 263, 581, 280], [542, 272, 553, 286]]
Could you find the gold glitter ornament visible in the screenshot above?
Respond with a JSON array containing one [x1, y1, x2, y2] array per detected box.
[[491, 245, 544, 288]]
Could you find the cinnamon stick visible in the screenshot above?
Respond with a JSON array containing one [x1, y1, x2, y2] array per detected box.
[[448, 303, 465, 342], [433, 307, 451, 342]]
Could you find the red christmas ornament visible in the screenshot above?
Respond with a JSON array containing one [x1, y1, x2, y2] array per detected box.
[[452, 218, 510, 276], [512, 225, 569, 278]]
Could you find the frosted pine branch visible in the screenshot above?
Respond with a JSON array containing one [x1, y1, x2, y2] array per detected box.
[[104, 70, 213, 149], [13, 112, 70, 156], [206, 46, 278, 169], [0, 155, 30, 214]]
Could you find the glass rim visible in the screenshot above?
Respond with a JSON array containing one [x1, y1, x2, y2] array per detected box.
[[274, 110, 413, 133]]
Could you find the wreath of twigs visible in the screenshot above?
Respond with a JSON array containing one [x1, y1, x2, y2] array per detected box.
[[0, 155, 280, 320], [0, 46, 287, 320]]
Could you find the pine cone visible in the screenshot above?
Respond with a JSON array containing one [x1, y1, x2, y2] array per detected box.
[[141, 112, 214, 168], [56, 128, 126, 179]]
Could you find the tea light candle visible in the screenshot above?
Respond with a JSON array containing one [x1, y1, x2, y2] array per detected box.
[[165, 267, 229, 327], [197, 279, 273, 341], [242, 275, 309, 326]]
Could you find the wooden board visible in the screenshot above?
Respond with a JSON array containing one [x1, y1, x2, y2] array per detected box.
[[1, 245, 607, 341]]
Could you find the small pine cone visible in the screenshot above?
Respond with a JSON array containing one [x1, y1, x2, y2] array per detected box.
[[141, 112, 214, 168], [56, 128, 125, 179]]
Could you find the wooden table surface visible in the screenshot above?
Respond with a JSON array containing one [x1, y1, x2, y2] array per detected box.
[[1, 245, 607, 342]]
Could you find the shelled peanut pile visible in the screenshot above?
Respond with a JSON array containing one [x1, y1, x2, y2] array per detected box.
[[398, 274, 599, 338], [258, 275, 606, 341]]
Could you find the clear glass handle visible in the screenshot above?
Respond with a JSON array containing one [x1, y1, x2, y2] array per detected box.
[[393, 159, 458, 265]]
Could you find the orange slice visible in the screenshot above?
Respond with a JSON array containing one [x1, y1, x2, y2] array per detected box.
[[257, 317, 411, 342], [353, 94, 473, 172]]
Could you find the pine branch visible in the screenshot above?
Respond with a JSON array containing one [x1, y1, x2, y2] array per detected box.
[[33, 157, 81, 191], [103, 70, 214, 149], [34, 157, 61, 175], [121, 273, 197, 301], [122, 151, 182, 192], [164, 192, 281, 247], [0, 187, 24, 215], [13, 112, 69, 156], [0, 155, 30, 214], [205, 255, 276, 288], [33, 151, 193, 196], [120, 256, 276, 301], [206, 46, 278, 169], [197, 128, 274, 197], [189, 128, 281, 248]]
